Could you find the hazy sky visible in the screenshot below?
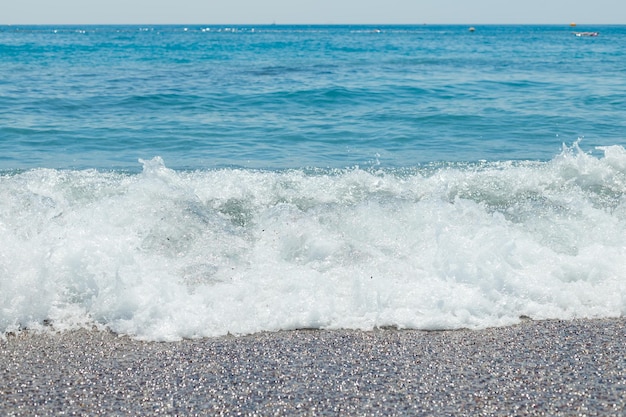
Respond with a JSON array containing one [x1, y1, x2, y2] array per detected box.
[[2, 0, 624, 25]]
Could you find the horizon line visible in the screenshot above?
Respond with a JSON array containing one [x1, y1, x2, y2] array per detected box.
[[1, 22, 619, 26]]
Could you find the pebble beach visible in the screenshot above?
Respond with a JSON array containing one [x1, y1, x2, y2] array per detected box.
[[1, 318, 624, 416]]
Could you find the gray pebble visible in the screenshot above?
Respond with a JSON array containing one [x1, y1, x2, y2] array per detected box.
[[1, 319, 624, 416]]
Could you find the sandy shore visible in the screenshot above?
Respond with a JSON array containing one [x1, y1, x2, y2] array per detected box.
[[1, 318, 624, 416]]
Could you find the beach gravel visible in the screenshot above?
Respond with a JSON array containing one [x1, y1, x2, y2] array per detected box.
[[1, 318, 624, 416]]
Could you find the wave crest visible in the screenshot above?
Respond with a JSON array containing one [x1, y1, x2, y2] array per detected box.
[[2, 144, 625, 340]]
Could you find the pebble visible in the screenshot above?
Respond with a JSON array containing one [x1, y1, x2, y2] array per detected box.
[[1, 318, 624, 416]]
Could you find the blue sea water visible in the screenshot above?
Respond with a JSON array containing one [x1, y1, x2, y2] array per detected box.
[[1, 25, 625, 340]]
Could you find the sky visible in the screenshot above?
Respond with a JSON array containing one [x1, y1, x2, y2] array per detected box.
[[2, 0, 624, 25]]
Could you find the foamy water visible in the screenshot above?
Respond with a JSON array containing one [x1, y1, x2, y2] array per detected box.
[[1, 143, 624, 340]]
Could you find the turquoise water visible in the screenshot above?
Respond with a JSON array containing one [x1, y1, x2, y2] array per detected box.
[[1, 25, 626, 340], [2, 24, 625, 170]]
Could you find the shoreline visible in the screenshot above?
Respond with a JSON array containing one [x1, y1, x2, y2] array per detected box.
[[2, 318, 625, 415]]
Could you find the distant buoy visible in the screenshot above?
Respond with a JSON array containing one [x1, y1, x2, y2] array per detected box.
[[469, 27, 475, 32], [570, 22, 577, 27]]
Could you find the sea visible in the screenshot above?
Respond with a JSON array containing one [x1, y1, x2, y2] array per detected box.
[[1, 24, 625, 341]]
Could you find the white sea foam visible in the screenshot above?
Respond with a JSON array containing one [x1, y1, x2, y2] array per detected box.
[[1, 143, 625, 340]]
